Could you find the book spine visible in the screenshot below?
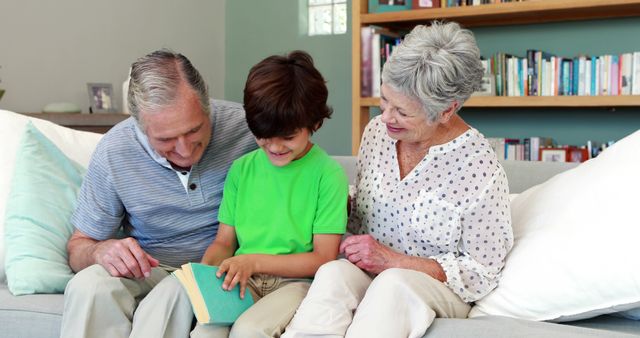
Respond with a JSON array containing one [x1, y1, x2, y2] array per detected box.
[[591, 56, 597, 96], [578, 56, 586, 96], [585, 59, 592, 96], [574, 57, 580, 96], [633, 52, 640, 95], [522, 57, 528, 96], [360, 27, 373, 97], [550, 56, 557, 96], [526, 50, 537, 96], [536, 51, 542, 96], [501, 53, 507, 96], [595, 56, 601, 95], [530, 137, 540, 161], [610, 54, 619, 96], [621, 53, 632, 95], [371, 32, 381, 97], [495, 53, 503, 96], [523, 138, 531, 161]]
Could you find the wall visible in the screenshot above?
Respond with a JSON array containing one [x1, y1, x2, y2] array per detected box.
[[0, 0, 225, 113], [225, 0, 352, 155]]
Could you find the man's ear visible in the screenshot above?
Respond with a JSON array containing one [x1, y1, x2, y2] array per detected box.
[[439, 102, 459, 123]]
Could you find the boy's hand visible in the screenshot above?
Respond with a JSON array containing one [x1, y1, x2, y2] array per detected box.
[[216, 255, 256, 299]]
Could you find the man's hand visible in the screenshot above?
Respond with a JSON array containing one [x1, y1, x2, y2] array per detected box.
[[93, 237, 159, 279], [216, 255, 256, 299], [340, 234, 398, 275]]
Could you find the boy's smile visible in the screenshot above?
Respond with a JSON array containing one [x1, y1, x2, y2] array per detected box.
[[256, 129, 313, 167]]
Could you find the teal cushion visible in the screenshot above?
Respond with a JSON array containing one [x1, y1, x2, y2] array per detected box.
[[4, 122, 86, 295]]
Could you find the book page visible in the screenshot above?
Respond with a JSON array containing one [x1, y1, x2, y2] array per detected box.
[[174, 265, 210, 323]]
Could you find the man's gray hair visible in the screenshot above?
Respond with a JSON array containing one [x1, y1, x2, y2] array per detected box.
[[381, 21, 484, 122], [128, 49, 210, 126]]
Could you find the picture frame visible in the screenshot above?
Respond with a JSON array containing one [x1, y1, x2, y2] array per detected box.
[[411, 0, 440, 9], [540, 148, 568, 162], [368, 0, 412, 13], [87, 82, 116, 113]]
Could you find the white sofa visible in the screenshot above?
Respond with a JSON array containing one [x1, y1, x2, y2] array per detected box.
[[1, 110, 639, 338]]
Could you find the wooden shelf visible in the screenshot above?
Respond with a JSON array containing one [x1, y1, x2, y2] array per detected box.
[[20, 112, 129, 133], [359, 95, 640, 108], [361, 0, 640, 28]]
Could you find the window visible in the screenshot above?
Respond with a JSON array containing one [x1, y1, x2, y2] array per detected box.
[[308, 0, 347, 36]]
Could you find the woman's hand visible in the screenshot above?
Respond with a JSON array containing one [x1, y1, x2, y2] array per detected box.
[[216, 255, 255, 299], [340, 234, 398, 274]]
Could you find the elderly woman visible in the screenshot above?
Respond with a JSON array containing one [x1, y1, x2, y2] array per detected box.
[[283, 21, 513, 338]]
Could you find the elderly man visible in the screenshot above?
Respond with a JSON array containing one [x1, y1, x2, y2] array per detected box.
[[60, 49, 256, 338]]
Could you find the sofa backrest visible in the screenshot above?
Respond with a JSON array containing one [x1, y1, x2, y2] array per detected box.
[[332, 155, 579, 194], [500, 160, 579, 193]]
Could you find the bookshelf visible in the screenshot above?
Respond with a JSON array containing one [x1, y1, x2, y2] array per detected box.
[[351, 0, 640, 154]]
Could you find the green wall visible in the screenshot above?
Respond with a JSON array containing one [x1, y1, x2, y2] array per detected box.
[[225, 0, 352, 155], [226, 2, 640, 154]]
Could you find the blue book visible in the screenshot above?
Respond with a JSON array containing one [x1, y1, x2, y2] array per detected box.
[[173, 263, 254, 325]]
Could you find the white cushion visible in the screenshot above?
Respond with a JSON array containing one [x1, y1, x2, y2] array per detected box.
[[470, 129, 640, 322], [0, 110, 102, 283]]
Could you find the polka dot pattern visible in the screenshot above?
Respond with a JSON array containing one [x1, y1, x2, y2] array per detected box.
[[348, 116, 514, 302]]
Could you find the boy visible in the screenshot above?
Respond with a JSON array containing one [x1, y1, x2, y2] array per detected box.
[[195, 51, 348, 338]]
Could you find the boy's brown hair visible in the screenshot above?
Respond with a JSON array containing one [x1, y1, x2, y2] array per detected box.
[[243, 50, 332, 139]]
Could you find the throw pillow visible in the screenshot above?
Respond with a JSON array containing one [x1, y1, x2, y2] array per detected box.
[[469, 130, 640, 322], [0, 109, 101, 283], [4, 122, 86, 295]]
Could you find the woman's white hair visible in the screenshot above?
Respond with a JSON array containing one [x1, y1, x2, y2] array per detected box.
[[381, 21, 484, 122]]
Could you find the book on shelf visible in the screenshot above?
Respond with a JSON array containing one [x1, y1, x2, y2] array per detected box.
[[361, 26, 374, 97], [633, 52, 640, 95], [371, 29, 382, 97], [487, 137, 506, 161], [610, 54, 619, 96], [504, 138, 521, 161], [526, 50, 537, 96], [361, 26, 403, 97], [601, 55, 610, 95], [525, 136, 555, 161], [173, 263, 254, 325], [584, 57, 592, 96], [412, 0, 441, 9], [577, 56, 586, 96], [621, 53, 633, 95]]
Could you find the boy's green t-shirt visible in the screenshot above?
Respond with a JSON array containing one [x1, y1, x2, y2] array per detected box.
[[218, 145, 348, 256]]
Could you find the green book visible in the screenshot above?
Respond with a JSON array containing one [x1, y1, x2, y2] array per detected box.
[[173, 263, 254, 325]]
